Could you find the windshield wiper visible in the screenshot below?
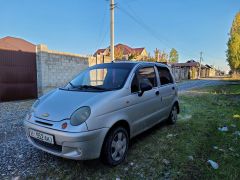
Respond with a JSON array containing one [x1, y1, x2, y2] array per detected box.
[[76, 85, 110, 91], [67, 83, 110, 91], [69, 82, 76, 88]]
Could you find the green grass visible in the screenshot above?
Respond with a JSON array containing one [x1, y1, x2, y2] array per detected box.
[[176, 84, 240, 179], [29, 84, 240, 179]]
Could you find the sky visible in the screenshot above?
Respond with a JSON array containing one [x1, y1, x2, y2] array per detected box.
[[1, 0, 240, 72]]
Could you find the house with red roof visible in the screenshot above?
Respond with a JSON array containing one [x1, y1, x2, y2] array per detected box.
[[94, 43, 148, 60]]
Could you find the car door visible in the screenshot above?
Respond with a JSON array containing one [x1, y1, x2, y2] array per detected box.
[[157, 66, 176, 119], [126, 65, 160, 136]]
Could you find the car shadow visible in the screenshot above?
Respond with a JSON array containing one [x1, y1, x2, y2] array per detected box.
[[130, 120, 169, 147], [38, 119, 172, 177], [79, 120, 170, 167]]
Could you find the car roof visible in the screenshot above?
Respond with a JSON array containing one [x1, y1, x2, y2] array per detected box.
[[112, 60, 169, 68], [90, 61, 170, 70]]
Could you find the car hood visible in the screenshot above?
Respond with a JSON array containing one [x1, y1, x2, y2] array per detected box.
[[34, 89, 109, 121]]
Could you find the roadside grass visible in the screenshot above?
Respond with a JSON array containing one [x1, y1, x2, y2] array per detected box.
[[177, 84, 240, 179], [28, 84, 240, 179]]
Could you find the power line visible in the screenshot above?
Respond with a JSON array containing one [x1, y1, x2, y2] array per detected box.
[[117, 1, 222, 68], [94, 1, 108, 52], [118, 3, 206, 59], [98, 25, 109, 50], [117, 2, 201, 60], [117, 4, 171, 49], [127, 0, 142, 3]]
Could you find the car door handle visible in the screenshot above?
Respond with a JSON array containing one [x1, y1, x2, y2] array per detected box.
[[155, 91, 160, 96]]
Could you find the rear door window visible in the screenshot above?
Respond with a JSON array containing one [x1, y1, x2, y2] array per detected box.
[[157, 66, 173, 85]]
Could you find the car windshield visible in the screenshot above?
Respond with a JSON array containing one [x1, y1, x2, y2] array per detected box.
[[64, 63, 134, 91]]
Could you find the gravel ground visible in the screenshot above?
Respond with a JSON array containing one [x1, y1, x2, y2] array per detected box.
[[0, 79, 238, 179], [0, 100, 47, 178]]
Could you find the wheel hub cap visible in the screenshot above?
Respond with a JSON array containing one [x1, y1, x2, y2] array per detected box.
[[111, 132, 127, 161]]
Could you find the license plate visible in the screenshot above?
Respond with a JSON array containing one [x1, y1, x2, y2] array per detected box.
[[29, 129, 54, 144]]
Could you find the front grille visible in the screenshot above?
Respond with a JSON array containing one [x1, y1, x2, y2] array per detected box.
[[35, 120, 53, 126], [31, 137, 62, 153]]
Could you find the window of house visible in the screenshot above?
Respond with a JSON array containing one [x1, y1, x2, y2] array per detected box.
[[157, 66, 173, 85], [131, 67, 157, 93]]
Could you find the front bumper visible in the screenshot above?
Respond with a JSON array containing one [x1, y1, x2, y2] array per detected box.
[[24, 120, 109, 160]]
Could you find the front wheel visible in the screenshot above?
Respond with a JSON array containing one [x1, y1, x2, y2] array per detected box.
[[101, 126, 129, 166], [167, 104, 178, 124]]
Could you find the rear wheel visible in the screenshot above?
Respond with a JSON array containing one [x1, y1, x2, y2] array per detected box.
[[167, 104, 178, 124], [101, 126, 129, 166]]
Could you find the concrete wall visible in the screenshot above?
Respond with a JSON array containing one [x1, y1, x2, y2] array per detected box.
[[36, 44, 211, 96], [171, 67, 189, 82], [36, 44, 89, 95]]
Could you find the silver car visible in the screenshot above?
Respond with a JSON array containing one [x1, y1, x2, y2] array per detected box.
[[24, 61, 179, 166]]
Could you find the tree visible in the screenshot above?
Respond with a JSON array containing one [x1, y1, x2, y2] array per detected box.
[[169, 48, 179, 63], [227, 12, 240, 76], [154, 48, 160, 61], [159, 50, 168, 62], [153, 48, 168, 62], [128, 53, 137, 60]]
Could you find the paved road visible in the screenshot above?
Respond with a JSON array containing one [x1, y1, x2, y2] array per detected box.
[[0, 79, 239, 178], [177, 78, 239, 92]]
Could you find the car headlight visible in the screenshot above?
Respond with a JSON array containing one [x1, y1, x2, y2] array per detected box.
[[70, 107, 91, 126]]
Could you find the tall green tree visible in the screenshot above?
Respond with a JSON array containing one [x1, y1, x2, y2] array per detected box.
[[154, 48, 160, 61], [227, 12, 240, 75], [169, 48, 179, 63], [159, 50, 168, 62]]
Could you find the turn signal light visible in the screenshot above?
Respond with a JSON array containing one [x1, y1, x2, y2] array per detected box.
[[62, 122, 68, 129]]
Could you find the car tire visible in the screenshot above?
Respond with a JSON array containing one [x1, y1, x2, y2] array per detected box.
[[101, 126, 129, 166], [167, 104, 178, 124]]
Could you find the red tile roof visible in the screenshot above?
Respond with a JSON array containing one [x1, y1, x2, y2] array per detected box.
[[94, 48, 106, 56], [94, 43, 145, 56], [132, 48, 145, 55], [115, 44, 132, 54], [0, 36, 36, 52]]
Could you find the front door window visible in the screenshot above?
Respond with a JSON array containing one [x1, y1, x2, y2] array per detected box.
[[131, 66, 157, 93]]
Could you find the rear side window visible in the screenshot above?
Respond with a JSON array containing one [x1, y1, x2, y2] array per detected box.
[[131, 66, 157, 93], [157, 66, 173, 85]]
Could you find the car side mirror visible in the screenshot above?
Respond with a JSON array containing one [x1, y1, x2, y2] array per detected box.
[[138, 82, 152, 96]]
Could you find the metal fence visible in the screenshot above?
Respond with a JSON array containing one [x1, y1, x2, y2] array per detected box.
[[0, 49, 37, 101]]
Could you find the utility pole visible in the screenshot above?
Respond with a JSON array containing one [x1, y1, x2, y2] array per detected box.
[[198, 51, 203, 79], [110, 0, 115, 61]]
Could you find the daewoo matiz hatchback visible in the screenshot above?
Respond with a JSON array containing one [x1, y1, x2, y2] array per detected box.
[[24, 61, 179, 166]]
